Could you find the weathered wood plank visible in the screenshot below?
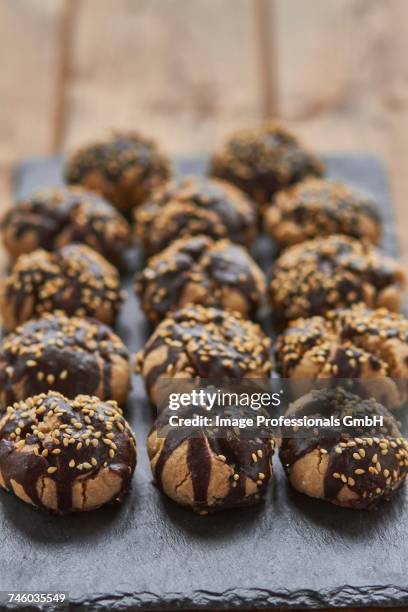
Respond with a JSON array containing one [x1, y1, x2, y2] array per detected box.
[[62, 0, 265, 155], [0, 0, 63, 166]]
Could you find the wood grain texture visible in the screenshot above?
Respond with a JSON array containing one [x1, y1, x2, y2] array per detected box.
[[273, 0, 408, 267], [0, 0, 63, 165], [61, 0, 264, 155]]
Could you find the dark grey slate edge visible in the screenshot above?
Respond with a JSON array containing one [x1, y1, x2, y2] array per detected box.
[[62, 585, 408, 610]]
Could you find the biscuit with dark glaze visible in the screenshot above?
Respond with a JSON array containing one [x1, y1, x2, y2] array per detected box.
[[268, 234, 405, 326], [264, 178, 381, 248], [65, 132, 170, 215], [0, 243, 124, 330], [134, 176, 258, 256], [0, 313, 130, 410], [148, 404, 274, 513], [209, 121, 323, 207], [279, 388, 408, 509], [135, 305, 272, 404], [136, 234, 266, 323], [0, 392, 136, 514], [1, 186, 131, 267], [275, 304, 408, 409]]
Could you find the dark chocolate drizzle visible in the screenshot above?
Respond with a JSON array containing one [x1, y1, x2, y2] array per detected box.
[[0, 313, 129, 410], [135, 176, 258, 255], [1, 243, 124, 329], [0, 392, 136, 514], [280, 388, 408, 509], [65, 132, 170, 212], [209, 123, 323, 205], [269, 234, 404, 324], [1, 187, 130, 266], [151, 404, 274, 512], [140, 306, 272, 397], [136, 235, 264, 322]]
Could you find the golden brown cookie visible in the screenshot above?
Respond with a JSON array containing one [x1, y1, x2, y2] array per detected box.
[[0, 313, 130, 409], [136, 305, 272, 403], [264, 178, 381, 248], [275, 304, 408, 409], [209, 121, 323, 207], [0, 186, 131, 267], [0, 244, 124, 331], [134, 176, 258, 256], [148, 404, 274, 513], [136, 235, 266, 323], [0, 392, 136, 514], [280, 388, 408, 509], [269, 234, 405, 326], [65, 132, 170, 215]]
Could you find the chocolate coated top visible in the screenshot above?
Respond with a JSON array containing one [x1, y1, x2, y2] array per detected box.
[[280, 388, 408, 508], [0, 392, 136, 514], [136, 234, 265, 322], [0, 313, 129, 409], [209, 121, 323, 205]]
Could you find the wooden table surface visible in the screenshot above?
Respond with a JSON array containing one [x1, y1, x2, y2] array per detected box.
[[0, 1, 407, 610]]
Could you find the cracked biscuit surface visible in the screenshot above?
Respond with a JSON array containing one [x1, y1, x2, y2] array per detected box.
[[276, 304, 408, 409], [0, 392, 136, 514], [0, 243, 124, 330], [148, 404, 274, 513], [134, 176, 258, 256], [0, 313, 130, 410], [65, 132, 170, 215], [136, 234, 266, 323], [209, 121, 323, 207], [280, 388, 408, 509], [268, 234, 405, 326], [1, 186, 131, 267], [136, 305, 273, 404], [264, 178, 381, 248]]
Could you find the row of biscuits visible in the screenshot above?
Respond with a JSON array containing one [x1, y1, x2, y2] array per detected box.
[[0, 124, 407, 515]]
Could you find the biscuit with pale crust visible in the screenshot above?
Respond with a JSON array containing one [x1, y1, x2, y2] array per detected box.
[[134, 176, 258, 256], [0, 313, 130, 410], [275, 304, 408, 409], [280, 388, 408, 509], [136, 234, 266, 323], [269, 234, 405, 326], [209, 121, 323, 207], [264, 178, 381, 248], [136, 305, 272, 404], [148, 404, 274, 513], [65, 132, 170, 215], [0, 392, 136, 514], [1, 186, 130, 267], [0, 243, 124, 330]]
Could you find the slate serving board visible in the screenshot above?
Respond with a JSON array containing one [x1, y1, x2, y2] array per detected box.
[[1, 154, 406, 611]]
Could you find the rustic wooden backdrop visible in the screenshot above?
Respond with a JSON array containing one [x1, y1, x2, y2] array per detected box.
[[1, 0, 408, 279], [0, 1, 407, 609]]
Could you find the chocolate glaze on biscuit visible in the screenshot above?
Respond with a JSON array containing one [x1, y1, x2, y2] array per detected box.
[[275, 304, 408, 409], [209, 121, 323, 206], [264, 178, 381, 248], [0, 313, 130, 409], [148, 404, 274, 513], [1, 186, 131, 267], [280, 388, 408, 509], [0, 243, 124, 330], [134, 176, 258, 256], [269, 234, 405, 326], [136, 305, 272, 403], [65, 132, 170, 215], [136, 235, 266, 323], [0, 392, 136, 514]]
